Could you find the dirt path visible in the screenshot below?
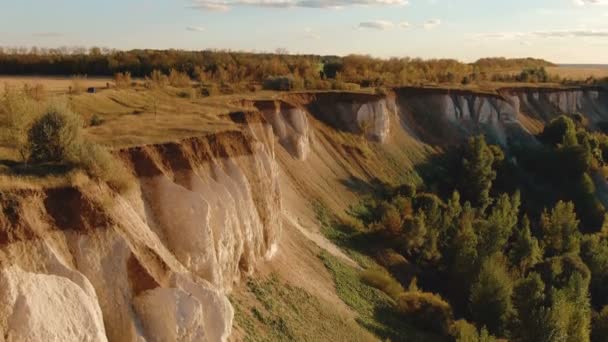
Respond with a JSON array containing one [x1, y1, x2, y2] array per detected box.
[[282, 211, 360, 269]]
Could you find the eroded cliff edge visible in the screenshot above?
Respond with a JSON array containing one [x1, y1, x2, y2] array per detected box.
[[0, 85, 607, 341]]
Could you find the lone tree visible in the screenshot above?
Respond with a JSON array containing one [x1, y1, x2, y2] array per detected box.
[[27, 105, 81, 164]]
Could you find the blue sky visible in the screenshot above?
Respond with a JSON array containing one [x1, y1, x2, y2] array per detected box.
[[1, 0, 607, 63]]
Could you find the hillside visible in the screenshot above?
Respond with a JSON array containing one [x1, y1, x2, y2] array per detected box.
[[1, 82, 608, 341]]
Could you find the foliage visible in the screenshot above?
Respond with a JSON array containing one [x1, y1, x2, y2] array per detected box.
[[319, 252, 439, 341], [580, 235, 608, 309], [0, 48, 556, 88], [458, 136, 499, 212], [168, 69, 191, 87], [540, 201, 581, 256], [113, 72, 132, 88], [360, 268, 405, 301], [397, 291, 454, 335], [27, 103, 82, 163], [469, 256, 513, 336], [0, 86, 41, 160], [450, 320, 496, 342], [231, 275, 374, 342], [509, 216, 542, 273], [540, 115, 578, 147]]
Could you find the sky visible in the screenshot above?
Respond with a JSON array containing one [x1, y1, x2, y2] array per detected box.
[[0, 0, 607, 63]]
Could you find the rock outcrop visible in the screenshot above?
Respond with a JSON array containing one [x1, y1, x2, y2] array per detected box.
[[254, 101, 311, 160], [0, 130, 281, 342], [306, 93, 394, 143]]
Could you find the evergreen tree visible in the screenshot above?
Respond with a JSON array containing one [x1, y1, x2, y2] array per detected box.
[[510, 215, 542, 273], [581, 235, 608, 308], [459, 136, 497, 212], [540, 115, 578, 147], [469, 256, 513, 336], [541, 201, 581, 257], [478, 192, 521, 258], [511, 273, 556, 342]]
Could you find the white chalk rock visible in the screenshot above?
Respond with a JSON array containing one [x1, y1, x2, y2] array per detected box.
[[0, 266, 107, 342]]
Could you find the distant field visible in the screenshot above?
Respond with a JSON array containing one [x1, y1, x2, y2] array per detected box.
[[547, 65, 608, 80], [0, 76, 113, 93]]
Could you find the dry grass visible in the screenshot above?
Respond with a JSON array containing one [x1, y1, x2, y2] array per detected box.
[[0, 76, 112, 94], [547, 66, 608, 80]]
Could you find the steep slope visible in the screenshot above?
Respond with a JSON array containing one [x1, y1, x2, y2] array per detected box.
[[0, 85, 607, 341]]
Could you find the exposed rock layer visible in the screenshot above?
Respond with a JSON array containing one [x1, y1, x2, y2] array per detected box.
[[0, 86, 607, 341]]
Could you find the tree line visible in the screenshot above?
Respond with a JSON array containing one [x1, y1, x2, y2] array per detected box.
[[0, 47, 558, 88]]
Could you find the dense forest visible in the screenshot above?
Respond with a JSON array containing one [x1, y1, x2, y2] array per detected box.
[[329, 114, 608, 341], [0, 47, 560, 88]]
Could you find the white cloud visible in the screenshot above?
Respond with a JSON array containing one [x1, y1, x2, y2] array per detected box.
[[399, 21, 410, 29], [423, 19, 441, 29], [189, 0, 408, 11], [186, 26, 206, 32], [573, 0, 608, 5], [476, 28, 608, 40], [358, 20, 395, 30]]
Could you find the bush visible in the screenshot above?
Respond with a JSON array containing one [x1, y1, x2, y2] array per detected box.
[[74, 141, 132, 192], [27, 104, 81, 163], [397, 291, 453, 334], [360, 268, 405, 300], [89, 114, 104, 127], [145, 70, 169, 89], [25, 101, 132, 192], [0, 87, 41, 160], [114, 72, 132, 89], [168, 69, 191, 88], [263, 76, 294, 91], [451, 320, 496, 342]]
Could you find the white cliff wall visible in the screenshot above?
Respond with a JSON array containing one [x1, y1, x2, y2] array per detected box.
[[0, 130, 282, 342]]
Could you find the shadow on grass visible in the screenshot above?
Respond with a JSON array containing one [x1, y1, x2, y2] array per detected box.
[[0, 159, 74, 177]]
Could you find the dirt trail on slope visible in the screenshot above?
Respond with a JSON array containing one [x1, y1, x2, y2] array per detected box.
[[282, 211, 360, 269]]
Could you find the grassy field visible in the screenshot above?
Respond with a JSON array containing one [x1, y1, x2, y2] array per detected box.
[[547, 65, 608, 80], [0, 76, 113, 94]]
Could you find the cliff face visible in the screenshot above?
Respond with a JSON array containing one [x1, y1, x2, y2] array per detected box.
[[394, 87, 608, 145], [305, 93, 394, 143], [0, 85, 607, 342], [0, 131, 281, 342]]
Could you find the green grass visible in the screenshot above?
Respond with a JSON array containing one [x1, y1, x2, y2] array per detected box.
[[232, 274, 374, 342], [319, 252, 443, 342]]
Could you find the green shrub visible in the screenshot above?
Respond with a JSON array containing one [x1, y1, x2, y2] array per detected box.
[[451, 320, 496, 342], [397, 291, 453, 334], [360, 268, 405, 300], [27, 104, 81, 163], [24, 100, 132, 192], [74, 142, 132, 192]]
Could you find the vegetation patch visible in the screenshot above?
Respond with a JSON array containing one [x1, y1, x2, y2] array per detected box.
[[231, 274, 373, 342]]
